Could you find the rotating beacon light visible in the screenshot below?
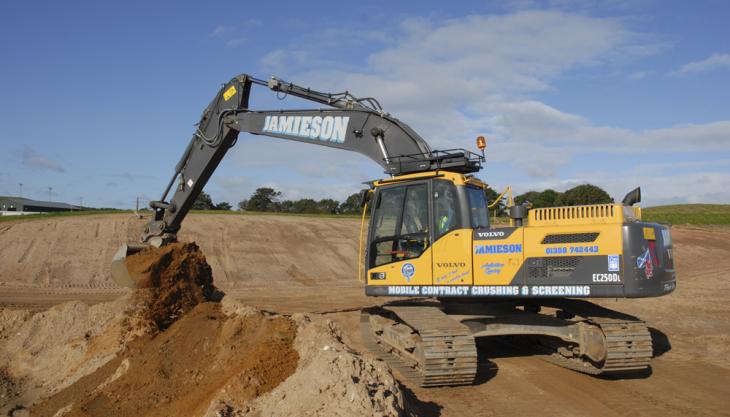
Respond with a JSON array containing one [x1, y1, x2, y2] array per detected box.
[[476, 135, 487, 159]]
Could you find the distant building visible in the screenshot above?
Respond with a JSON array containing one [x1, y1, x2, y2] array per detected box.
[[0, 196, 80, 213]]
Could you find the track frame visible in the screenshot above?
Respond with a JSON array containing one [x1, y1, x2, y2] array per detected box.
[[361, 299, 653, 387]]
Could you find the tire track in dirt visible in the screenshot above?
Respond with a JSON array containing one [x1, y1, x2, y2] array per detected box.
[[16, 236, 37, 264]]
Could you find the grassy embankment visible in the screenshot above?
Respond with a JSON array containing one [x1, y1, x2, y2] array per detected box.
[[0, 210, 133, 223], [642, 204, 730, 225], [2, 204, 728, 225], [0, 209, 361, 224]]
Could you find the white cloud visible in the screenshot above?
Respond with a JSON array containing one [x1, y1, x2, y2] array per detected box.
[[279, 11, 668, 152], [503, 0, 652, 12], [484, 99, 730, 153], [259, 50, 288, 73], [213, 173, 364, 204], [238, 10, 728, 205], [210, 20, 263, 46], [628, 70, 649, 80], [212, 175, 255, 204], [210, 25, 235, 37], [226, 38, 247, 48], [218, 136, 379, 203], [107, 172, 156, 181], [675, 53, 730, 75], [19, 146, 64, 172], [511, 170, 730, 206]]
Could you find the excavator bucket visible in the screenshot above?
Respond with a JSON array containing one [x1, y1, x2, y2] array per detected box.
[[110, 243, 149, 288]]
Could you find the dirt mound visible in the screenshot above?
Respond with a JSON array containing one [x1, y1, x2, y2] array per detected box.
[[9, 295, 406, 417], [0, 297, 131, 414], [1, 241, 226, 414], [30, 302, 299, 417], [125, 242, 220, 330], [232, 313, 405, 417], [8, 234, 405, 417], [205, 298, 406, 417]]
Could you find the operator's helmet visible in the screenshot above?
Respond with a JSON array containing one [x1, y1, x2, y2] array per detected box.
[[443, 189, 456, 217], [444, 188, 456, 204]]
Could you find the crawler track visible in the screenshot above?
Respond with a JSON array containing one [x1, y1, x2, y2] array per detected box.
[[541, 317, 653, 375], [361, 306, 477, 387]]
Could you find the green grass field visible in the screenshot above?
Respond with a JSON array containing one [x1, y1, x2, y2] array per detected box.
[[188, 209, 362, 219], [0, 210, 134, 223], [0, 209, 362, 224], [642, 204, 730, 225], [2, 204, 728, 225]]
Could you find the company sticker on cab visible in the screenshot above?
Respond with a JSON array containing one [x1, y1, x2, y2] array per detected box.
[[401, 263, 415, 282], [608, 254, 620, 272]]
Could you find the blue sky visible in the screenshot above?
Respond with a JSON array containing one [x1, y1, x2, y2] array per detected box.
[[1, 0, 729, 208]]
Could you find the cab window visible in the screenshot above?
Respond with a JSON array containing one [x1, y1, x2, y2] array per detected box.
[[433, 180, 461, 239], [371, 183, 429, 267], [466, 186, 489, 228]]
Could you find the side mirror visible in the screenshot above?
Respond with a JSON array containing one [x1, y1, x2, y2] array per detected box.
[[358, 189, 372, 208], [622, 187, 641, 206]]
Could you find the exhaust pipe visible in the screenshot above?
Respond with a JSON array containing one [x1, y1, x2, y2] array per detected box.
[[622, 187, 641, 206], [110, 243, 149, 288]]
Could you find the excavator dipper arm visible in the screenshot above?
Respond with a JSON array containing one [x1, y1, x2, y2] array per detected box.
[[110, 73, 434, 284], [142, 74, 432, 245]]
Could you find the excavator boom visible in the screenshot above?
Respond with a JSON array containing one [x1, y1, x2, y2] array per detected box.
[[111, 73, 481, 287]]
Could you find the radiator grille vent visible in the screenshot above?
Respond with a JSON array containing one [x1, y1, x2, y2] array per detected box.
[[541, 232, 599, 244], [529, 204, 621, 226], [528, 257, 581, 279]]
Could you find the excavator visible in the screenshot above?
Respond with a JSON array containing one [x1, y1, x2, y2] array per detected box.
[[111, 73, 676, 387]]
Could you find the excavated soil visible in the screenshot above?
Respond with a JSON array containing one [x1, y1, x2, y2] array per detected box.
[[30, 302, 299, 417], [124, 242, 220, 331], [1, 229, 406, 417], [2, 298, 405, 417]]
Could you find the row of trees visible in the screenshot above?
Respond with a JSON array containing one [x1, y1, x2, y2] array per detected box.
[[192, 188, 362, 215], [191, 192, 233, 211], [192, 183, 614, 215], [513, 184, 613, 209], [239, 187, 363, 214]]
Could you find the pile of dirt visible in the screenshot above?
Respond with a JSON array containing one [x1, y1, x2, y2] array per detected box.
[[3, 236, 407, 416], [124, 242, 220, 330], [11, 297, 406, 417], [208, 299, 406, 417], [30, 302, 299, 417], [4, 238, 406, 417], [1, 241, 223, 414], [0, 297, 132, 414]]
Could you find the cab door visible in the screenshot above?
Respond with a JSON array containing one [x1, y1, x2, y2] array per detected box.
[[431, 180, 473, 285], [366, 182, 432, 286]]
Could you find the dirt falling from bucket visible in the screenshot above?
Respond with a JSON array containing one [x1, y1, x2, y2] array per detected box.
[[123, 242, 221, 331]]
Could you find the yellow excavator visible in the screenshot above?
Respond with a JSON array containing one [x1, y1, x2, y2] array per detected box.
[[112, 73, 676, 387]]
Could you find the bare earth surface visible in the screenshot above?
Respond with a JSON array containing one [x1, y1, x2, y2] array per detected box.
[[1, 214, 729, 416]]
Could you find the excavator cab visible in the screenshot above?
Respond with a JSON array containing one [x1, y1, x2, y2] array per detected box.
[[362, 171, 489, 288]]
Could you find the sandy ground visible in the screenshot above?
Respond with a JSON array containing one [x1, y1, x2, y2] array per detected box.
[[1, 214, 729, 416]]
